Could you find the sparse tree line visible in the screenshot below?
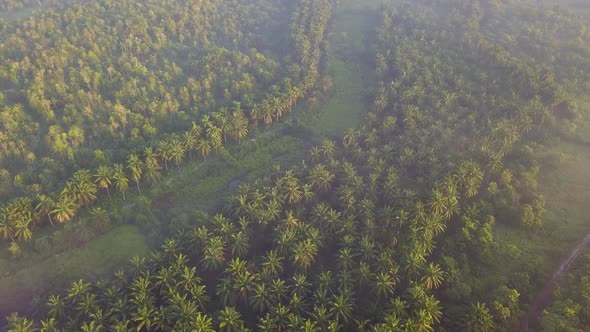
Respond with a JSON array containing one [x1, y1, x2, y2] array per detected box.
[[0, 0, 335, 255]]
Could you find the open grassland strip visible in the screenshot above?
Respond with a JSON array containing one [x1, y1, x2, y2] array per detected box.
[[0, 225, 149, 316]]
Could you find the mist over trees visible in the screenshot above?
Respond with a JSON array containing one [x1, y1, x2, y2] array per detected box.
[[1, 0, 590, 331]]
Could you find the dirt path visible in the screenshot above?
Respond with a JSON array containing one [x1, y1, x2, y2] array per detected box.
[[520, 232, 590, 331]]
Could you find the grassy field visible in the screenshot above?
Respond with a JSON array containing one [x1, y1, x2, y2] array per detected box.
[[297, 0, 380, 138], [308, 60, 365, 138], [538, 95, 590, 252], [0, 225, 149, 315]]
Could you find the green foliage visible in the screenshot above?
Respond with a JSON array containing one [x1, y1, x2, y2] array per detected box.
[[4, 0, 590, 331]]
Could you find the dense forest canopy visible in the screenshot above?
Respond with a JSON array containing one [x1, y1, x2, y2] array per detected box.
[[2, 0, 590, 331], [0, 0, 291, 200]]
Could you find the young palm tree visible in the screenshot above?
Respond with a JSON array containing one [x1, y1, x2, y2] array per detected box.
[[230, 231, 250, 257], [47, 294, 65, 319], [90, 207, 110, 232], [201, 236, 226, 271], [291, 239, 317, 271], [249, 282, 272, 313], [132, 305, 158, 332], [35, 194, 56, 227]]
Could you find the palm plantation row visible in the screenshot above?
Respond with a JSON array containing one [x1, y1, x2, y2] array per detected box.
[[0, 0, 334, 254]]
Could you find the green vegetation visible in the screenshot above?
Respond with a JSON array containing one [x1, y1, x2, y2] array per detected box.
[[0, 225, 149, 317], [540, 252, 590, 331], [306, 60, 364, 137], [2, 0, 590, 331]]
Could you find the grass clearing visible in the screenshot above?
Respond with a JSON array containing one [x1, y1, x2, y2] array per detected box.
[[0, 225, 149, 315], [308, 60, 364, 137], [154, 131, 310, 215], [300, 0, 381, 138]]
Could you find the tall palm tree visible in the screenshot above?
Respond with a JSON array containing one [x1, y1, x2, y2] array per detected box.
[[112, 164, 129, 200], [197, 139, 212, 160], [157, 140, 173, 171], [170, 137, 186, 170], [127, 154, 143, 195], [35, 194, 56, 227], [94, 165, 113, 199]]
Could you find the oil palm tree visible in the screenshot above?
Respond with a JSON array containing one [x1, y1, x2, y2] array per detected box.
[[421, 263, 444, 289], [329, 292, 353, 324], [262, 249, 284, 277], [372, 272, 396, 300], [191, 312, 215, 332], [217, 306, 244, 332]]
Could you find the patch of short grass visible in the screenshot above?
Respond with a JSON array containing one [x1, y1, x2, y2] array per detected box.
[[0, 224, 149, 315], [308, 60, 365, 137]]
